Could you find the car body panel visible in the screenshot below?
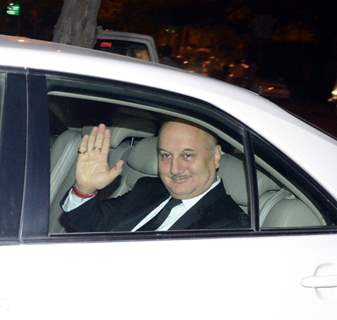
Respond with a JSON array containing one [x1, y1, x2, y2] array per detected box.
[[1, 235, 337, 320]]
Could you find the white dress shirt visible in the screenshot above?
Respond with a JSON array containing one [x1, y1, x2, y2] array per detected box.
[[62, 179, 221, 231]]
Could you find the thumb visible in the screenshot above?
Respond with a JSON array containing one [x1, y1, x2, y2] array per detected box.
[[108, 160, 124, 179]]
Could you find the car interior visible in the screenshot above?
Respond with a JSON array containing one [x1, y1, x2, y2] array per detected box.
[[47, 84, 328, 235]]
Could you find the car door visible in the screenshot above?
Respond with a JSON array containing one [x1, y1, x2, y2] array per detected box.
[[1, 70, 337, 320]]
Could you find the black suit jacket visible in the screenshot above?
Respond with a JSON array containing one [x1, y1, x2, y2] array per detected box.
[[60, 177, 249, 232]]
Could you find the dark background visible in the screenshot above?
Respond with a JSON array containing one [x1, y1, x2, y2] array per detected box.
[[1, 0, 336, 134]]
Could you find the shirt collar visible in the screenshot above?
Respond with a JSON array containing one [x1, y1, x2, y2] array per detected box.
[[180, 178, 221, 210]]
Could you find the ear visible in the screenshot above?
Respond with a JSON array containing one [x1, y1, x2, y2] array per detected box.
[[214, 144, 222, 169]]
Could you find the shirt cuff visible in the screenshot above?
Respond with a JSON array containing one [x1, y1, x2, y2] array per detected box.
[[62, 188, 96, 212]]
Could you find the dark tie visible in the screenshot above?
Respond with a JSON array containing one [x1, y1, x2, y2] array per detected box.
[[138, 198, 182, 231]]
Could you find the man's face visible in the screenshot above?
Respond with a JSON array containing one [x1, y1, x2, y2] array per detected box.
[[158, 121, 221, 200]]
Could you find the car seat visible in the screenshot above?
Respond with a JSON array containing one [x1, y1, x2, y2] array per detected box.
[[218, 153, 325, 228], [219, 153, 279, 214], [261, 196, 326, 227], [111, 136, 158, 198]]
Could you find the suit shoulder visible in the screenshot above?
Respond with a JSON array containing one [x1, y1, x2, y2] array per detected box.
[[132, 177, 167, 195], [135, 176, 162, 187]]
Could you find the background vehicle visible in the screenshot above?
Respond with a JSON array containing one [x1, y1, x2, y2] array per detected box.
[[94, 28, 159, 62], [0, 36, 337, 320]]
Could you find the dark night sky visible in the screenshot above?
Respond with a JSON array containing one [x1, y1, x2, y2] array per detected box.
[[1, 0, 336, 102]]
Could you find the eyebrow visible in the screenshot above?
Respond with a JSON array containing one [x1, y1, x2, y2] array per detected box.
[[158, 148, 196, 153]]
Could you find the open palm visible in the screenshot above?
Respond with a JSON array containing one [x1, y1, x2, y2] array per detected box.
[[75, 124, 124, 194]]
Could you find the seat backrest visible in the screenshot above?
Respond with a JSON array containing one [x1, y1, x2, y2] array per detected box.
[[219, 153, 326, 228], [81, 115, 157, 150], [112, 136, 158, 197], [262, 196, 326, 227], [50, 128, 82, 205], [219, 153, 279, 213]]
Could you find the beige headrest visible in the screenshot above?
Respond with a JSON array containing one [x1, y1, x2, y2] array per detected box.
[[82, 116, 157, 148], [219, 153, 279, 206], [127, 136, 158, 175]]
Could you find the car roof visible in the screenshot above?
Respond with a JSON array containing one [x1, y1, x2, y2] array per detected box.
[[96, 30, 156, 42], [95, 29, 159, 62], [1, 35, 337, 198]]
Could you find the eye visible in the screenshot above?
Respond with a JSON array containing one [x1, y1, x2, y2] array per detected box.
[[160, 152, 171, 160], [182, 152, 194, 160]]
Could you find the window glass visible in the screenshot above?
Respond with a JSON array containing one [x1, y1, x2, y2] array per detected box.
[[252, 134, 336, 229], [47, 75, 251, 236], [95, 40, 150, 61]]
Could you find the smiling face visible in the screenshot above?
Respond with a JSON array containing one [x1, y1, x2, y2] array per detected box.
[[158, 121, 221, 200]]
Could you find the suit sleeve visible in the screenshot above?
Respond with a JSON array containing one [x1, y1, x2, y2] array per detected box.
[[59, 177, 163, 232]]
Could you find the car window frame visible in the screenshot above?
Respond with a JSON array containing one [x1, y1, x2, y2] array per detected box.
[[20, 72, 50, 239], [249, 130, 337, 233], [21, 69, 337, 243], [0, 68, 27, 243]]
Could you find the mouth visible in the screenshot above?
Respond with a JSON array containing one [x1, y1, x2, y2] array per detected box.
[[170, 175, 190, 184]]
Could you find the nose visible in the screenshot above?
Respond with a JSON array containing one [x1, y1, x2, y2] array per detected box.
[[170, 157, 183, 175]]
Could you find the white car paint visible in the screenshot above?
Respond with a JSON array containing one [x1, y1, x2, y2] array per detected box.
[[0, 36, 337, 320], [1, 236, 337, 320]]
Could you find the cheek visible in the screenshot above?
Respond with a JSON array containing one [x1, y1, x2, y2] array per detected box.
[[159, 161, 169, 174], [193, 161, 213, 178]]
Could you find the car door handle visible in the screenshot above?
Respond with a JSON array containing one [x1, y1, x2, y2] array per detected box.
[[301, 275, 337, 288]]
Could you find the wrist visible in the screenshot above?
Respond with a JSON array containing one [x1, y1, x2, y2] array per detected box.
[[72, 185, 97, 199]]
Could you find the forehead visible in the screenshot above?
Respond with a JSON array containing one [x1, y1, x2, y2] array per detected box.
[[159, 121, 210, 150]]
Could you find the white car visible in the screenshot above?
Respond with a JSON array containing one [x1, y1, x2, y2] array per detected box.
[[0, 35, 337, 320]]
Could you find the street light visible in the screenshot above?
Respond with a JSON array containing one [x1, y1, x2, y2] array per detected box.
[[6, 2, 21, 16]]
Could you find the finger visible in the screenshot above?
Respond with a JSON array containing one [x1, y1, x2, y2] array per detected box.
[[94, 123, 106, 151], [87, 126, 98, 151], [101, 127, 111, 156], [78, 134, 89, 155]]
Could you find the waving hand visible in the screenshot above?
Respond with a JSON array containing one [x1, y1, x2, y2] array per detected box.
[[75, 124, 124, 194]]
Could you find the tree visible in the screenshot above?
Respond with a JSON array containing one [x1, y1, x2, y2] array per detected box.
[[53, 0, 102, 48]]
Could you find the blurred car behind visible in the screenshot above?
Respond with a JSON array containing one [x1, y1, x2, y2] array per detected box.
[[94, 28, 159, 62]]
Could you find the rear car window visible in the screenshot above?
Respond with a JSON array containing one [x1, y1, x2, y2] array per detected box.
[[94, 40, 150, 61]]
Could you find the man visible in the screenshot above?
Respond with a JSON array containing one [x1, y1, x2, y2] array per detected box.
[[60, 120, 248, 232]]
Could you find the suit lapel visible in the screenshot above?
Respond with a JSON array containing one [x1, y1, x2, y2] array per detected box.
[[115, 179, 169, 230], [170, 183, 225, 230], [118, 197, 167, 230]]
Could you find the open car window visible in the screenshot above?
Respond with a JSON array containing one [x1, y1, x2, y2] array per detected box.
[[47, 75, 252, 236]]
